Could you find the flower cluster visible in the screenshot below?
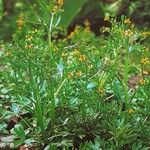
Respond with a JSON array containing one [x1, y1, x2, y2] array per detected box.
[[67, 72, 73, 78], [84, 20, 91, 32], [67, 25, 80, 39], [25, 35, 33, 41], [79, 54, 86, 62], [52, 0, 64, 13], [138, 79, 146, 85], [76, 71, 82, 77], [67, 70, 83, 78], [141, 57, 149, 65], [25, 44, 33, 49], [16, 14, 24, 30], [104, 16, 110, 21], [97, 87, 105, 95], [57, 0, 64, 6], [141, 31, 150, 38], [123, 29, 134, 37], [102, 27, 110, 33], [124, 18, 131, 24], [128, 108, 134, 114]]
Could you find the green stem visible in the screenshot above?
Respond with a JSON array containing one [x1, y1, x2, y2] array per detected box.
[[48, 12, 54, 47], [47, 12, 56, 131], [124, 52, 129, 109]]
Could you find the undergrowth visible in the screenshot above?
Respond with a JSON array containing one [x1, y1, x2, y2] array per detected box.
[[0, 1, 150, 149]]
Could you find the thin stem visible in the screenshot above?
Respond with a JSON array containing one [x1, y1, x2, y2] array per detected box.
[[124, 52, 129, 109], [54, 79, 66, 98], [48, 12, 54, 46]]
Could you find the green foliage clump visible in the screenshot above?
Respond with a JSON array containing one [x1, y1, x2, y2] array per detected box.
[[0, 0, 150, 149]]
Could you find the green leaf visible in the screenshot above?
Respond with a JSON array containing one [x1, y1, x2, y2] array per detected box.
[[112, 78, 123, 99], [14, 124, 26, 141], [57, 58, 64, 77], [60, 0, 88, 28], [87, 82, 96, 90], [11, 103, 20, 115]]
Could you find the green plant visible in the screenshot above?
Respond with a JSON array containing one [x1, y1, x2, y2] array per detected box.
[[1, 1, 150, 149]]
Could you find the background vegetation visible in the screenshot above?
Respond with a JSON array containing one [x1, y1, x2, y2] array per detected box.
[[0, 0, 150, 149]]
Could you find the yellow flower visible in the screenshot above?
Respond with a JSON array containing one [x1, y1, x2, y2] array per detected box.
[[52, 6, 59, 12], [25, 44, 33, 49], [102, 27, 110, 33], [141, 57, 149, 65], [32, 29, 38, 34], [141, 31, 150, 38], [6, 52, 12, 56], [138, 79, 146, 85], [104, 16, 110, 21], [128, 109, 134, 114], [68, 25, 81, 39], [97, 87, 105, 94], [73, 49, 80, 56], [88, 64, 93, 69], [57, 0, 64, 6], [143, 70, 149, 75], [25, 35, 33, 41], [124, 29, 134, 37], [17, 15, 24, 30], [84, 20, 91, 32], [67, 72, 73, 78], [85, 26, 91, 33], [62, 52, 67, 57], [76, 71, 82, 77], [79, 54, 86, 62], [84, 20, 90, 27], [124, 18, 131, 24], [68, 31, 75, 39], [74, 25, 80, 32]]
